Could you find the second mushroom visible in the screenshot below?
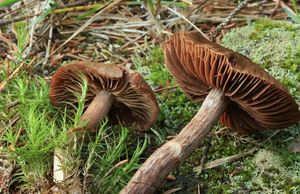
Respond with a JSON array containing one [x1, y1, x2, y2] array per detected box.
[[121, 32, 300, 193]]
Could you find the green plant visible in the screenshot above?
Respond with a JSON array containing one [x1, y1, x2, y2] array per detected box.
[[283, 0, 300, 24], [0, 0, 21, 8], [86, 125, 147, 193], [1, 76, 68, 192]]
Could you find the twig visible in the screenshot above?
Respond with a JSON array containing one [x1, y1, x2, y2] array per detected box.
[[162, 187, 182, 194], [163, 5, 209, 40], [0, 3, 105, 26], [193, 130, 280, 172], [154, 85, 178, 93], [52, 3, 103, 14], [194, 147, 256, 172], [196, 144, 210, 173], [210, 0, 252, 41], [0, 13, 41, 26], [43, 16, 53, 66], [98, 159, 128, 185], [0, 0, 37, 19], [274, 0, 298, 17]]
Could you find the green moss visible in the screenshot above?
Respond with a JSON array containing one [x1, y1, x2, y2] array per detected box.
[[222, 18, 300, 102], [249, 18, 298, 39], [134, 45, 198, 138], [134, 46, 174, 88], [221, 19, 300, 193]]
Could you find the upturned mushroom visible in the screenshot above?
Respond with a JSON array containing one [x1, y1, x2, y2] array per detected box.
[[121, 32, 300, 193], [50, 61, 159, 132], [49, 61, 159, 189]]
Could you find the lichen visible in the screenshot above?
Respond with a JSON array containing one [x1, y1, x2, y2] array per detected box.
[[219, 19, 300, 193], [226, 149, 300, 193], [222, 18, 300, 102]]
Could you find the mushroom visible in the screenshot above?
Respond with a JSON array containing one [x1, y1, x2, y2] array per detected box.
[[50, 61, 159, 132], [121, 32, 300, 193], [49, 61, 159, 189]]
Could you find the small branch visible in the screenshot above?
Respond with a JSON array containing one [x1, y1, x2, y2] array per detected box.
[[163, 5, 209, 40], [52, 3, 103, 14], [273, 0, 295, 15], [162, 187, 182, 194], [194, 147, 256, 172], [195, 144, 210, 173], [0, 3, 105, 26], [210, 0, 251, 41], [43, 16, 53, 66], [0, 13, 40, 26], [193, 130, 280, 172], [103, 159, 128, 178]]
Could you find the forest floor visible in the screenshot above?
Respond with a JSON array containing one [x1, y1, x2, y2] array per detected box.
[[0, 0, 300, 193]]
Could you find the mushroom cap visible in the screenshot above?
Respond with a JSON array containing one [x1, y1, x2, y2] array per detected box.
[[164, 32, 300, 133], [49, 61, 159, 132]]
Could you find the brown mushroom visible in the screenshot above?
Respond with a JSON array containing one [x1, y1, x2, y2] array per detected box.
[[121, 32, 300, 193], [49, 61, 159, 190], [49, 61, 159, 131]]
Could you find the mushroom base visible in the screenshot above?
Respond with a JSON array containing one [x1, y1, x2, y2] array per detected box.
[[121, 88, 228, 194]]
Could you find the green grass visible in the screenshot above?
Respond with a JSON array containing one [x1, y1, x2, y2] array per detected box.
[[0, 0, 22, 8], [0, 75, 67, 192]]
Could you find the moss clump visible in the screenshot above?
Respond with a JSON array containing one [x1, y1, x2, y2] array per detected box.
[[134, 46, 174, 88], [228, 149, 300, 193], [250, 18, 298, 39], [134, 45, 198, 138], [221, 19, 300, 193], [222, 18, 300, 102]]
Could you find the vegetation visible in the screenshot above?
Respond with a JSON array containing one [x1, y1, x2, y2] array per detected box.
[[0, 22, 147, 193], [132, 18, 300, 193], [1, 1, 300, 193], [222, 18, 300, 101]]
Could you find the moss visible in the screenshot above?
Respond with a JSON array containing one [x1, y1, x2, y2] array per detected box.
[[221, 19, 300, 193], [134, 46, 174, 88], [249, 18, 298, 39], [134, 45, 198, 138], [222, 18, 300, 102]]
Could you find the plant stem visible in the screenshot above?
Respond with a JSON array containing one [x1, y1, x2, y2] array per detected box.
[[210, 0, 251, 41], [80, 90, 113, 131], [121, 88, 228, 194]]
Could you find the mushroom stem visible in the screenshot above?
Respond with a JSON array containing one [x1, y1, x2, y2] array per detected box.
[[121, 88, 228, 194], [80, 90, 113, 130]]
